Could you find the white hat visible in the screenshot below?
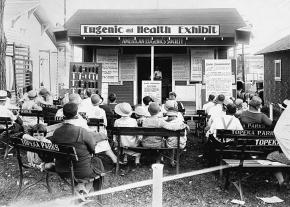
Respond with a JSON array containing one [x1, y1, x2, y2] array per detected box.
[[115, 102, 132, 117], [134, 106, 147, 116], [0, 90, 7, 100], [278, 99, 290, 110], [164, 100, 178, 111]]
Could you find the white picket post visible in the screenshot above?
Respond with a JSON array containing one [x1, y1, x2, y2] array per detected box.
[[269, 103, 273, 120], [152, 163, 164, 207]]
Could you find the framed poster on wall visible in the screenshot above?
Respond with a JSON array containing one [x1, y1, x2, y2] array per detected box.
[[204, 59, 233, 98], [69, 62, 102, 95], [96, 49, 119, 82], [142, 81, 162, 104]]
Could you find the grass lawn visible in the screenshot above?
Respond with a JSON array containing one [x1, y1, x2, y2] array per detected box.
[[0, 133, 289, 207]]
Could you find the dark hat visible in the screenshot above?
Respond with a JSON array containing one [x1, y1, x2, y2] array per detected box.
[[226, 103, 237, 115], [142, 96, 153, 105], [148, 102, 160, 115], [278, 99, 290, 110], [216, 94, 225, 103], [169, 91, 177, 97], [39, 88, 49, 96], [63, 103, 78, 119]]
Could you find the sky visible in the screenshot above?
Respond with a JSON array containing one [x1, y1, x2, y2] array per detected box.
[[40, 0, 290, 54]]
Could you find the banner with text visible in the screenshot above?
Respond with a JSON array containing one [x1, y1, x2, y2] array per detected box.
[[142, 81, 162, 104], [204, 59, 232, 98], [96, 49, 119, 82], [81, 25, 220, 36]]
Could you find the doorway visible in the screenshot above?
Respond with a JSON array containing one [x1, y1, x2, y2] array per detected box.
[[137, 57, 172, 104]]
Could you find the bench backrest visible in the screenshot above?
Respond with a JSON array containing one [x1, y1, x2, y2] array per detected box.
[[20, 109, 43, 117], [112, 127, 184, 137], [0, 117, 12, 125], [9, 137, 78, 161], [87, 118, 104, 126], [216, 129, 279, 159]]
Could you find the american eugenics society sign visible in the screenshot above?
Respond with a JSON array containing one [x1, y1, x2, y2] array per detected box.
[[81, 25, 220, 36]]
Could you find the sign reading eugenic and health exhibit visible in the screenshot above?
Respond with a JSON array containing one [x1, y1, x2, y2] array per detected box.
[[81, 25, 220, 36], [142, 81, 162, 104], [204, 59, 232, 98], [96, 49, 119, 82]]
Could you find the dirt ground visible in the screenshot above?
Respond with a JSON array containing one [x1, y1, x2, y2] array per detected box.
[[1, 133, 290, 207]]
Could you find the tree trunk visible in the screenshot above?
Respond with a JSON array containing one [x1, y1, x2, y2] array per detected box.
[[0, 0, 6, 90]]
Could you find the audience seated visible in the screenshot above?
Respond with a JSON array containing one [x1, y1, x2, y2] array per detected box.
[[49, 103, 105, 193], [113, 102, 141, 166]]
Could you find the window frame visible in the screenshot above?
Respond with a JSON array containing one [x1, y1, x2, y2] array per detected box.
[[274, 59, 281, 81]]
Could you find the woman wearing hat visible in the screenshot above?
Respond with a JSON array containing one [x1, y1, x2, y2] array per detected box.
[[38, 88, 53, 105], [21, 90, 43, 133], [114, 102, 141, 166]]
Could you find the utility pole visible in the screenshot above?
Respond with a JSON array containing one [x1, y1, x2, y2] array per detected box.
[[0, 0, 6, 90], [241, 44, 245, 83]]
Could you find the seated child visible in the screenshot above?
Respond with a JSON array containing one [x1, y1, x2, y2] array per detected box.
[[114, 102, 141, 166], [22, 124, 54, 171], [133, 106, 147, 127], [165, 108, 189, 149]]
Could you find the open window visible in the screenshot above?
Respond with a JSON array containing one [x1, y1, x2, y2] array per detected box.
[[274, 60, 281, 81]]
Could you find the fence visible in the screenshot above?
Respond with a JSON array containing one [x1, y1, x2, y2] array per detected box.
[[29, 164, 232, 207]]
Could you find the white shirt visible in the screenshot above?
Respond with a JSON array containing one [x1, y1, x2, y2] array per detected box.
[[80, 97, 92, 109], [114, 116, 139, 147], [207, 104, 226, 127], [202, 101, 215, 114], [85, 105, 107, 126], [274, 106, 290, 160], [207, 114, 243, 138]]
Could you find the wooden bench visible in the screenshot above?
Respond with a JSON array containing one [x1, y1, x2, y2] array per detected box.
[[9, 137, 104, 198], [112, 127, 185, 174], [184, 110, 206, 140], [20, 109, 43, 124], [216, 129, 290, 200], [87, 118, 104, 132]]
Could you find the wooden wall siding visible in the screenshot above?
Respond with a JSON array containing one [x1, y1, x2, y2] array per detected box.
[[108, 81, 134, 105], [264, 51, 290, 105]]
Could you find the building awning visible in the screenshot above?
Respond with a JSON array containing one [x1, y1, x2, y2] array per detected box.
[[257, 34, 290, 54], [65, 8, 246, 38]]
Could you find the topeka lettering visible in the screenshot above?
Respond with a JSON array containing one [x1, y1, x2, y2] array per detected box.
[[21, 139, 59, 151], [232, 130, 274, 136]]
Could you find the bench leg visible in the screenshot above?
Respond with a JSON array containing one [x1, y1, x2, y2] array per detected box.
[[46, 172, 52, 193], [224, 169, 230, 190], [232, 178, 244, 201], [93, 177, 103, 203], [176, 149, 180, 174]]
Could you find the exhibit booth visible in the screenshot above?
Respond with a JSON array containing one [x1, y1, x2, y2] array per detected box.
[[62, 8, 246, 113]]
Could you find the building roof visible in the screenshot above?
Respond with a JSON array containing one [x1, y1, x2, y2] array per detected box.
[[65, 8, 246, 37], [257, 34, 290, 54]]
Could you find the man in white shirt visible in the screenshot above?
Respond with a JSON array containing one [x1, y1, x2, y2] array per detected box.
[[80, 89, 93, 109], [207, 94, 226, 127], [202, 94, 215, 115]]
